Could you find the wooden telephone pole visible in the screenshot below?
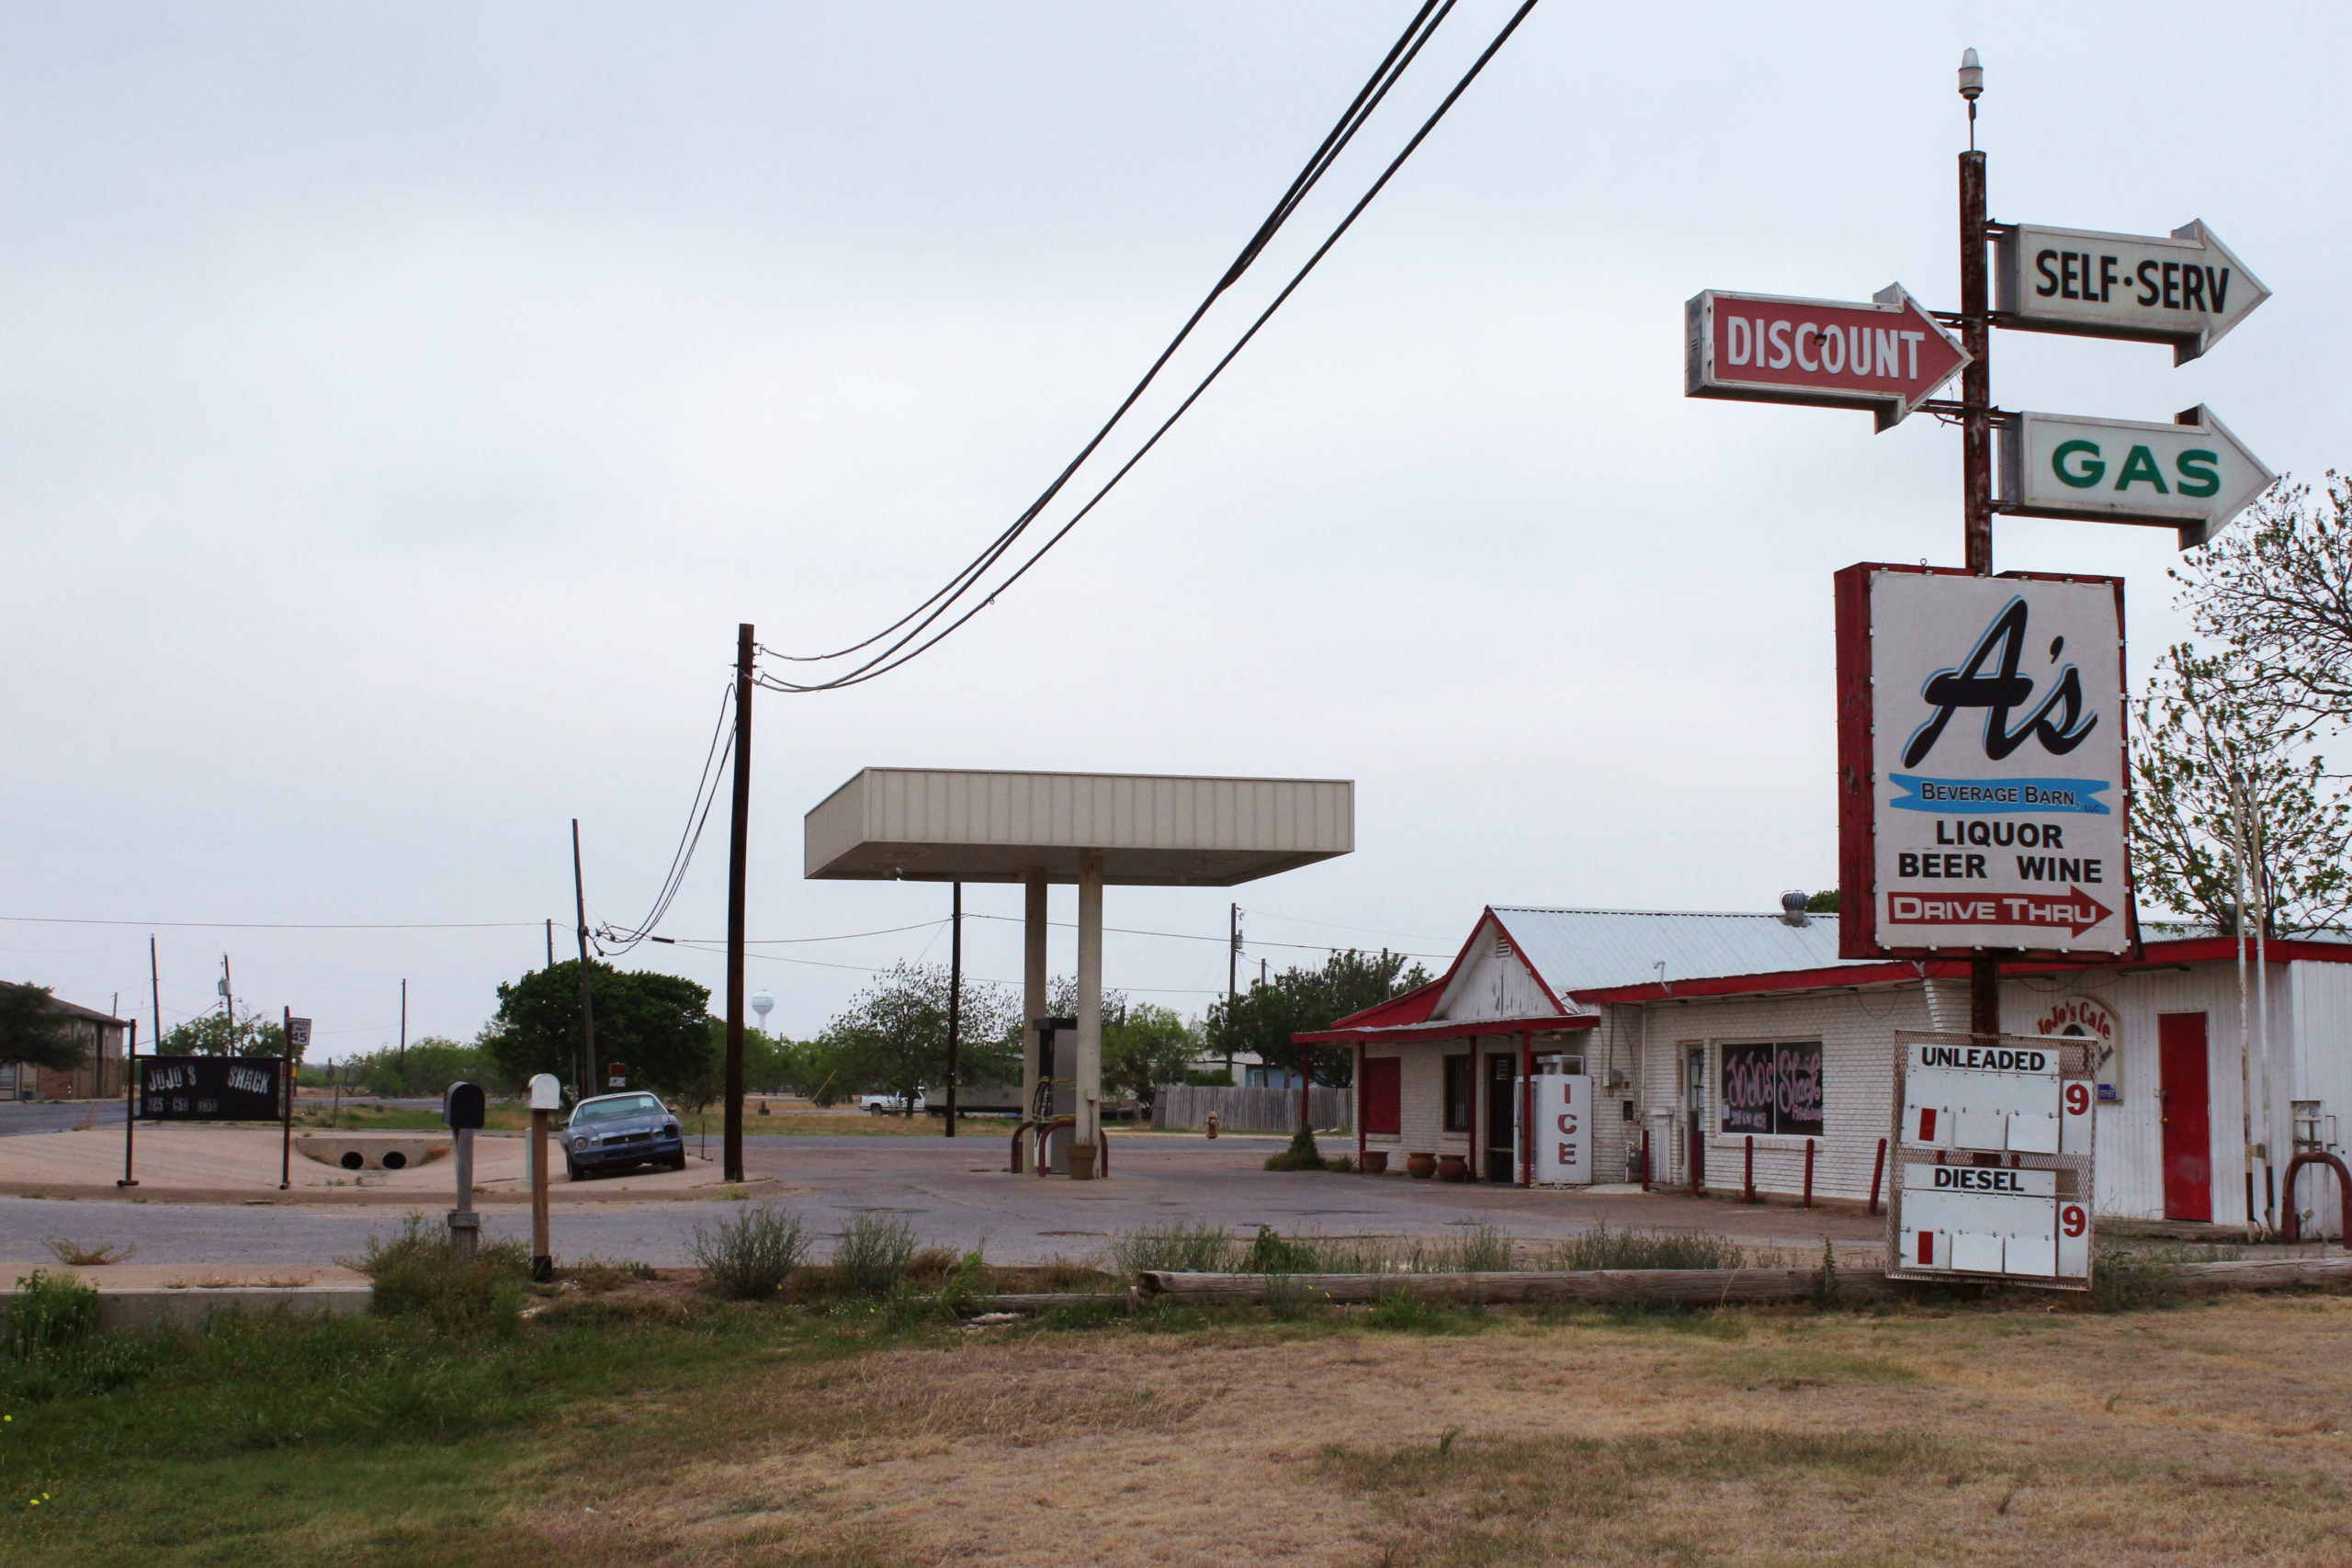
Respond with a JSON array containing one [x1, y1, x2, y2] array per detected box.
[[572, 819, 597, 1092], [723, 623, 753, 1182]]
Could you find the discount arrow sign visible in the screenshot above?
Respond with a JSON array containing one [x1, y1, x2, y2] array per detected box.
[[1685, 283, 1969, 431], [1999, 405, 2275, 548]]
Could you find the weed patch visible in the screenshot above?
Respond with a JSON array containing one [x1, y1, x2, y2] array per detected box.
[[689, 1205, 810, 1301]]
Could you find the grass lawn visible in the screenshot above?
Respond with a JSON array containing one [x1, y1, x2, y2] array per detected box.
[[9, 1247, 2352, 1567]]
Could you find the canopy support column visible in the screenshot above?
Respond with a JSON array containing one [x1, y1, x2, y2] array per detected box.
[[1075, 850, 1104, 1173], [1023, 869, 1046, 1122]]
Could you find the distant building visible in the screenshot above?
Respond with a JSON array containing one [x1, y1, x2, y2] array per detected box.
[[1, 997, 130, 1101]]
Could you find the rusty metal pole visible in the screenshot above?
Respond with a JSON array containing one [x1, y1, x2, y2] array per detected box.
[[944, 880, 961, 1138], [1960, 145, 2007, 1042], [723, 623, 753, 1182]]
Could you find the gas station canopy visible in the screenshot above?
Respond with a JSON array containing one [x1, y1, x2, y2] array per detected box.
[[804, 767, 1353, 886]]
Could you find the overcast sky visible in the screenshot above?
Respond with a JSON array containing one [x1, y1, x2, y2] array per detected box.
[[6, 2, 2346, 1052]]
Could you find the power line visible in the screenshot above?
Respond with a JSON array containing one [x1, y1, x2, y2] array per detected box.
[[756, 2, 1451, 681], [964, 910, 1444, 959], [0, 915, 546, 931], [663, 938, 1226, 997], [756, 0, 1540, 694], [596, 683, 737, 954]]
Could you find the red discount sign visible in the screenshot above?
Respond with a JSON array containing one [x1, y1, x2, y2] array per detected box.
[[1684, 283, 1969, 430]]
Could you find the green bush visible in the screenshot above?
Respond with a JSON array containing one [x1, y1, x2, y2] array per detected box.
[[687, 1206, 809, 1301], [834, 1213, 920, 1297], [1263, 1125, 1349, 1172], [0, 1269, 158, 1404], [1239, 1225, 1317, 1275], [353, 1216, 533, 1333], [1109, 1221, 1235, 1276]]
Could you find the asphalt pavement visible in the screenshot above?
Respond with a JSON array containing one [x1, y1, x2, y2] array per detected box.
[[0, 1131, 1881, 1269], [0, 1100, 125, 1136]]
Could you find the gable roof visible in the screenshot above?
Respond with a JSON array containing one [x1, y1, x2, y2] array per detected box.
[[1490, 907, 1854, 995]]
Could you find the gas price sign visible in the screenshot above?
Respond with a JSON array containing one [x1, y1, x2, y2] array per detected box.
[[1836, 563, 2135, 961], [1888, 1030, 2097, 1288]]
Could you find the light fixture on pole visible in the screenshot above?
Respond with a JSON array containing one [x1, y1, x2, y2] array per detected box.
[[1957, 48, 1984, 147]]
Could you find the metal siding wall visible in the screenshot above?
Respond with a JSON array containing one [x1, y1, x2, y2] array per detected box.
[[2290, 962, 2352, 1235]]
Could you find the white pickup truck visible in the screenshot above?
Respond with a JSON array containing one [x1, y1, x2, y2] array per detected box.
[[858, 1092, 926, 1115]]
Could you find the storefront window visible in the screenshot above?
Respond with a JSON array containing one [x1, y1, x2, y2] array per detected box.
[[1718, 1041, 1825, 1138], [1442, 1054, 1473, 1132]]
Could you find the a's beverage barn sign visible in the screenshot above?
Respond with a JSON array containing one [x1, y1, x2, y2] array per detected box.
[[1835, 564, 2136, 961]]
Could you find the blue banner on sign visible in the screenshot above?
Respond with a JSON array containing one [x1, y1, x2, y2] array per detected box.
[[1887, 774, 2111, 815]]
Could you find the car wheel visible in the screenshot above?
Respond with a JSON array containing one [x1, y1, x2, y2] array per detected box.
[[566, 1155, 584, 1181], [668, 1152, 688, 1171]]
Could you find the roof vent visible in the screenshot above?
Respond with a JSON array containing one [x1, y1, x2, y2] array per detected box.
[[1493, 931, 1512, 959], [1779, 890, 1811, 928]]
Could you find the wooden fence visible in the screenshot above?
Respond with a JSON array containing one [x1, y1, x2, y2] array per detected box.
[[1153, 1084, 1352, 1134]]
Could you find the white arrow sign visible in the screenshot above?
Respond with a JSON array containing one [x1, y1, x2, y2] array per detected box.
[[1997, 405, 2274, 548], [1996, 220, 2269, 364]]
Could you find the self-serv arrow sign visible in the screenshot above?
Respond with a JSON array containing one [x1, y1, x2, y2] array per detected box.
[[1998, 405, 2275, 548], [1996, 220, 2269, 365], [1685, 284, 1969, 431]]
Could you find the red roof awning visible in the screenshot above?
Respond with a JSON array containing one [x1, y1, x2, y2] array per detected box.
[[1295, 1013, 1597, 1046]]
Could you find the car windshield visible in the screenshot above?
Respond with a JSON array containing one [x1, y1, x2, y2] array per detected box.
[[574, 1094, 664, 1124]]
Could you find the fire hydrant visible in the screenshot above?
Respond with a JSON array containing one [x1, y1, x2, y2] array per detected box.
[[1205, 1111, 1220, 1140]]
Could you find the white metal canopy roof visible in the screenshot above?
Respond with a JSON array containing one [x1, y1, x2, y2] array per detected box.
[[804, 767, 1353, 886]]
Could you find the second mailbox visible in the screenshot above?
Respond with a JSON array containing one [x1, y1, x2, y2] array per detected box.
[[443, 1080, 487, 1131]]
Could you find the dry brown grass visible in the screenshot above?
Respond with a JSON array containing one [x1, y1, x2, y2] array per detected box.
[[439, 1294, 2352, 1567]]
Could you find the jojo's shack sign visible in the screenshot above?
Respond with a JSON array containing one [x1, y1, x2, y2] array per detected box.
[[1835, 564, 2137, 960]]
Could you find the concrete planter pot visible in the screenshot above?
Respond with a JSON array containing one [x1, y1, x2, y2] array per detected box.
[[1406, 1151, 1438, 1180], [1067, 1142, 1098, 1180], [1436, 1154, 1470, 1183], [1356, 1150, 1389, 1175]]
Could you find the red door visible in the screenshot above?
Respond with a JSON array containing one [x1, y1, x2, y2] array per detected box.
[[2157, 1012, 2211, 1222]]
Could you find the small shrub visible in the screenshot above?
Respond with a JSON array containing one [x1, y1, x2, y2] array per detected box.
[[688, 1206, 809, 1302], [1453, 1224, 1516, 1273], [1537, 1223, 1743, 1272], [1110, 1221, 1235, 1276], [355, 1216, 534, 1332], [835, 1213, 920, 1297], [1364, 1292, 1458, 1333], [561, 1258, 660, 1294], [1264, 1125, 1343, 1171], [42, 1237, 135, 1267], [0, 1269, 159, 1404], [1240, 1225, 1317, 1275]]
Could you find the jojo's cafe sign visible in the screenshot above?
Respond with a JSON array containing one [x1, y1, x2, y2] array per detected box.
[[1835, 564, 2139, 962]]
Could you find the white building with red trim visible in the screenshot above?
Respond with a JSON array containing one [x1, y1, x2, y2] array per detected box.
[[1298, 905, 2352, 1230]]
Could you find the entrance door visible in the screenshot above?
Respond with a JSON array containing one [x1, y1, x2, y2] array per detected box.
[[2157, 1012, 2212, 1222], [1487, 1053, 1518, 1182]]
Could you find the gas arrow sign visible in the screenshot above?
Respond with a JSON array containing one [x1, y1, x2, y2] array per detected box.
[[1685, 283, 1969, 431], [1996, 220, 2269, 365], [1998, 405, 2274, 548]]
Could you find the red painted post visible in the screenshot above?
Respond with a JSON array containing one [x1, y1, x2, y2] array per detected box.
[[1354, 1042, 1366, 1172], [1640, 1126, 1651, 1190], [1868, 1136, 1887, 1217], [1803, 1137, 1816, 1208], [1744, 1134, 1755, 1203]]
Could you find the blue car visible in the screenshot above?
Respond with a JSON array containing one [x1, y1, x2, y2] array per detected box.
[[560, 1091, 687, 1179]]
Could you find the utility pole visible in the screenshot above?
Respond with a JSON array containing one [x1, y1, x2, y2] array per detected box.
[[571, 818, 597, 1094], [1958, 62, 2003, 1042], [220, 953, 234, 1044], [546, 919, 555, 969], [399, 979, 407, 1069], [722, 623, 753, 1182], [1226, 903, 1238, 1077], [150, 936, 163, 1054], [945, 881, 962, 1136]]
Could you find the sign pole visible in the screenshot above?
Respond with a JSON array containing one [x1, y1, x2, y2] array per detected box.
[[1959, 120, 2006, 1039], [117, 1018, 138, 1189], [279, 1005, 293, 1191]]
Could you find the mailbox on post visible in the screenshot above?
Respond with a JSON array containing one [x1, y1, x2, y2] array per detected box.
[[526, 1073, 560, 1280], [444, 1080, 486, 1256]]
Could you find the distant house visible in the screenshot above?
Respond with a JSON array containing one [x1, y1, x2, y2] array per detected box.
[[1, 997, 130, 1101]]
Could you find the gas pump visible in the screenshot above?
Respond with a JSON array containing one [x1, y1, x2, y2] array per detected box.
[[1031, 1015, 1078, 1176]]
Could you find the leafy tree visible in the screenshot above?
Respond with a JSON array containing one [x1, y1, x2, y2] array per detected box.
[[483, 960, 715, 1099], [2132, 642, 2352, 932], [332, 1036, 504, 1099], [160, 1008, 290, 1060], [2174, 472, 2352, 728], [816, 962, 1018, 1112], [1102, 1003, 1200, 1111], [0, 984, 86, 1072], [1201, 949, 1430, 1088], [1804, 889, 1840, 913]]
